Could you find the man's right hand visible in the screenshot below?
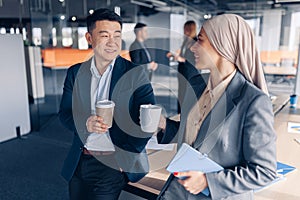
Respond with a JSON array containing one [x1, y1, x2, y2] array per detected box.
[[86, 115, 108, 133]]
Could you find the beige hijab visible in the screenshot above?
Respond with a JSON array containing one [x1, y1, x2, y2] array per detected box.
[[202, 14, 268, 95]]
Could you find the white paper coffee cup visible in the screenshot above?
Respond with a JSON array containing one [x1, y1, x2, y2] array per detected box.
[[140, 104, 162, 133], [95, 100, 115, 128]]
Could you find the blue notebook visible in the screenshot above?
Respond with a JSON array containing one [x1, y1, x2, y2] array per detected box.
[[276, 161, 296, 175], [255, 161, 296, 192], [166, 143, 223, 196]]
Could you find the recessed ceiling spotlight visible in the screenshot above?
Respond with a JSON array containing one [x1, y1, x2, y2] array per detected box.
[[71, 16, 76, 21], [59, 0, 64, 2], [89, 9, 94, 15], [274, 3, 281, 7], [204, 14, 212, 19], [60, 15, 65, 20]]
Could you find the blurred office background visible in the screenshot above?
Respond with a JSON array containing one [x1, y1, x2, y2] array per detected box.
[[1, 0, 300, 199]]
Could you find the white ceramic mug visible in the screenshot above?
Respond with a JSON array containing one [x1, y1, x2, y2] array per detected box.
[[140, 104, 162, 133]]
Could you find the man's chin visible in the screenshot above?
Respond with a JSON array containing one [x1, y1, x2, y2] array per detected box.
[[104, 54, 118, 60]]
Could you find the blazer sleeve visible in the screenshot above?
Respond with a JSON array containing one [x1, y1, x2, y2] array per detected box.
[[58, 66, 77, 132], [112, 64, 156, 153], [206, 94, 277, 199], [157, 118, 180, 144], [129, 42, 149, 65], [129, 49, 141, 64]]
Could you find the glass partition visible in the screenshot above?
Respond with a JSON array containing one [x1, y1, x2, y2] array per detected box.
[[8, 0, 300, 129]]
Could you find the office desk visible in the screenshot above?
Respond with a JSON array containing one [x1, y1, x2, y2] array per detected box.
[[264, 66, 296, 85], [125, 95, 300, 200], [255, 104, 300, 200], [272, 94, 290, 115], [264, 66, 296, 76]]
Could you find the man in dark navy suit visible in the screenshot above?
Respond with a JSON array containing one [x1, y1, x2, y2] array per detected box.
[[129, 23, 158, 80], [59, 8, 155, 200]]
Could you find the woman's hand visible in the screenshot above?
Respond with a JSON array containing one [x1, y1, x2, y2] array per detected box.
[[86, 115, 108, 133], [174, 171, 208, 195]]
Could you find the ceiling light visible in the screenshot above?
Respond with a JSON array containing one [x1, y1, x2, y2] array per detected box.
[[89, 9, 94, 15], [59, 0, 64, 2], [204, 14, 212, 19], [274, 3, 282, 7], [275, 0, 300, 2], [131, 0, 153, 8], [0, 27, 6, 34], [149, 0, 167, 6], [114, 6, 121, 16], [60, 15, 65, 20], [71, 16, 76, 21]]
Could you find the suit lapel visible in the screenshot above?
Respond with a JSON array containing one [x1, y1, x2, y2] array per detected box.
[[109, 56, 127, 99], [75, 59, 92, 114], [193, 72, 246, 152]]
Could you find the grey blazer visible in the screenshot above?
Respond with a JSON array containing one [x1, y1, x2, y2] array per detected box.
[[158, 71, 277, 200]]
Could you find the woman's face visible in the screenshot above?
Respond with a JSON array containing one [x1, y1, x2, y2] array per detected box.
[[190, 28, 219, 70]]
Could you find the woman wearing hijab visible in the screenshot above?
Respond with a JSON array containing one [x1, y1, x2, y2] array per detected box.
[[157, 14, 277, 200]]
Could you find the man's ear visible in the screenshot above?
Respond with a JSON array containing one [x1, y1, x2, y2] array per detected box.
[[85, 32, 92, 45]]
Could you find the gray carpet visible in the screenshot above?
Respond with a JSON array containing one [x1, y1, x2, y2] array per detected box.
[[0, 116, 72, 200]]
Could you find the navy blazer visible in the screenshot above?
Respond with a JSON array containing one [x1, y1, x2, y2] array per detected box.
[[59, 56, 155, 183], [158, 71, 277, 200], [129, 39, 154, 80], [129, 39, 151, 65]]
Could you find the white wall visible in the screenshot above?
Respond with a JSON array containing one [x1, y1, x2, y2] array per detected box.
[[0, 34, 31, 142], [24, 46, 45, 99], [138, 12, 170, 31], [170, 14, 185, 53], [289, 12, 300, 51], [261, 10, 282, 51]]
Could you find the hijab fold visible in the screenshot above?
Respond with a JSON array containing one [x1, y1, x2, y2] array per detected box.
[[203, 14, 268, 95]]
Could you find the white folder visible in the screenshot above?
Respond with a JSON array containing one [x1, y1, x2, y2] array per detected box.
[[166, 143, 223, 196]]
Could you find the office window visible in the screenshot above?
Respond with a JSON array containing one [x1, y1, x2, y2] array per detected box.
[[51, 28, 57, 47], [22, 28, 27, 40], [62, 27, 73, 47], [32, 28, 42, 46], [78, 27, 88, 50], [0, 27, 6, 34], [10, 28, 15, 34]]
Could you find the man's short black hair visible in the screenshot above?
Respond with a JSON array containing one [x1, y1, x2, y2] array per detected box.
[[134, 22, 147, 34], [184, 20, 196, 27], [87, 8, 123, 33]]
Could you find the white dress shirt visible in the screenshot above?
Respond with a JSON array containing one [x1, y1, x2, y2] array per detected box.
[[84, 57, 116, 151]]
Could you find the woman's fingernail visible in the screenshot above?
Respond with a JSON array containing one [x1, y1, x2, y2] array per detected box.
[[173, 172, 178, 176]]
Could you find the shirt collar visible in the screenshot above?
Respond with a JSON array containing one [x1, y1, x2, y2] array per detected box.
[[90, 57, 115, 79], [207, 69, 237, 98]]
